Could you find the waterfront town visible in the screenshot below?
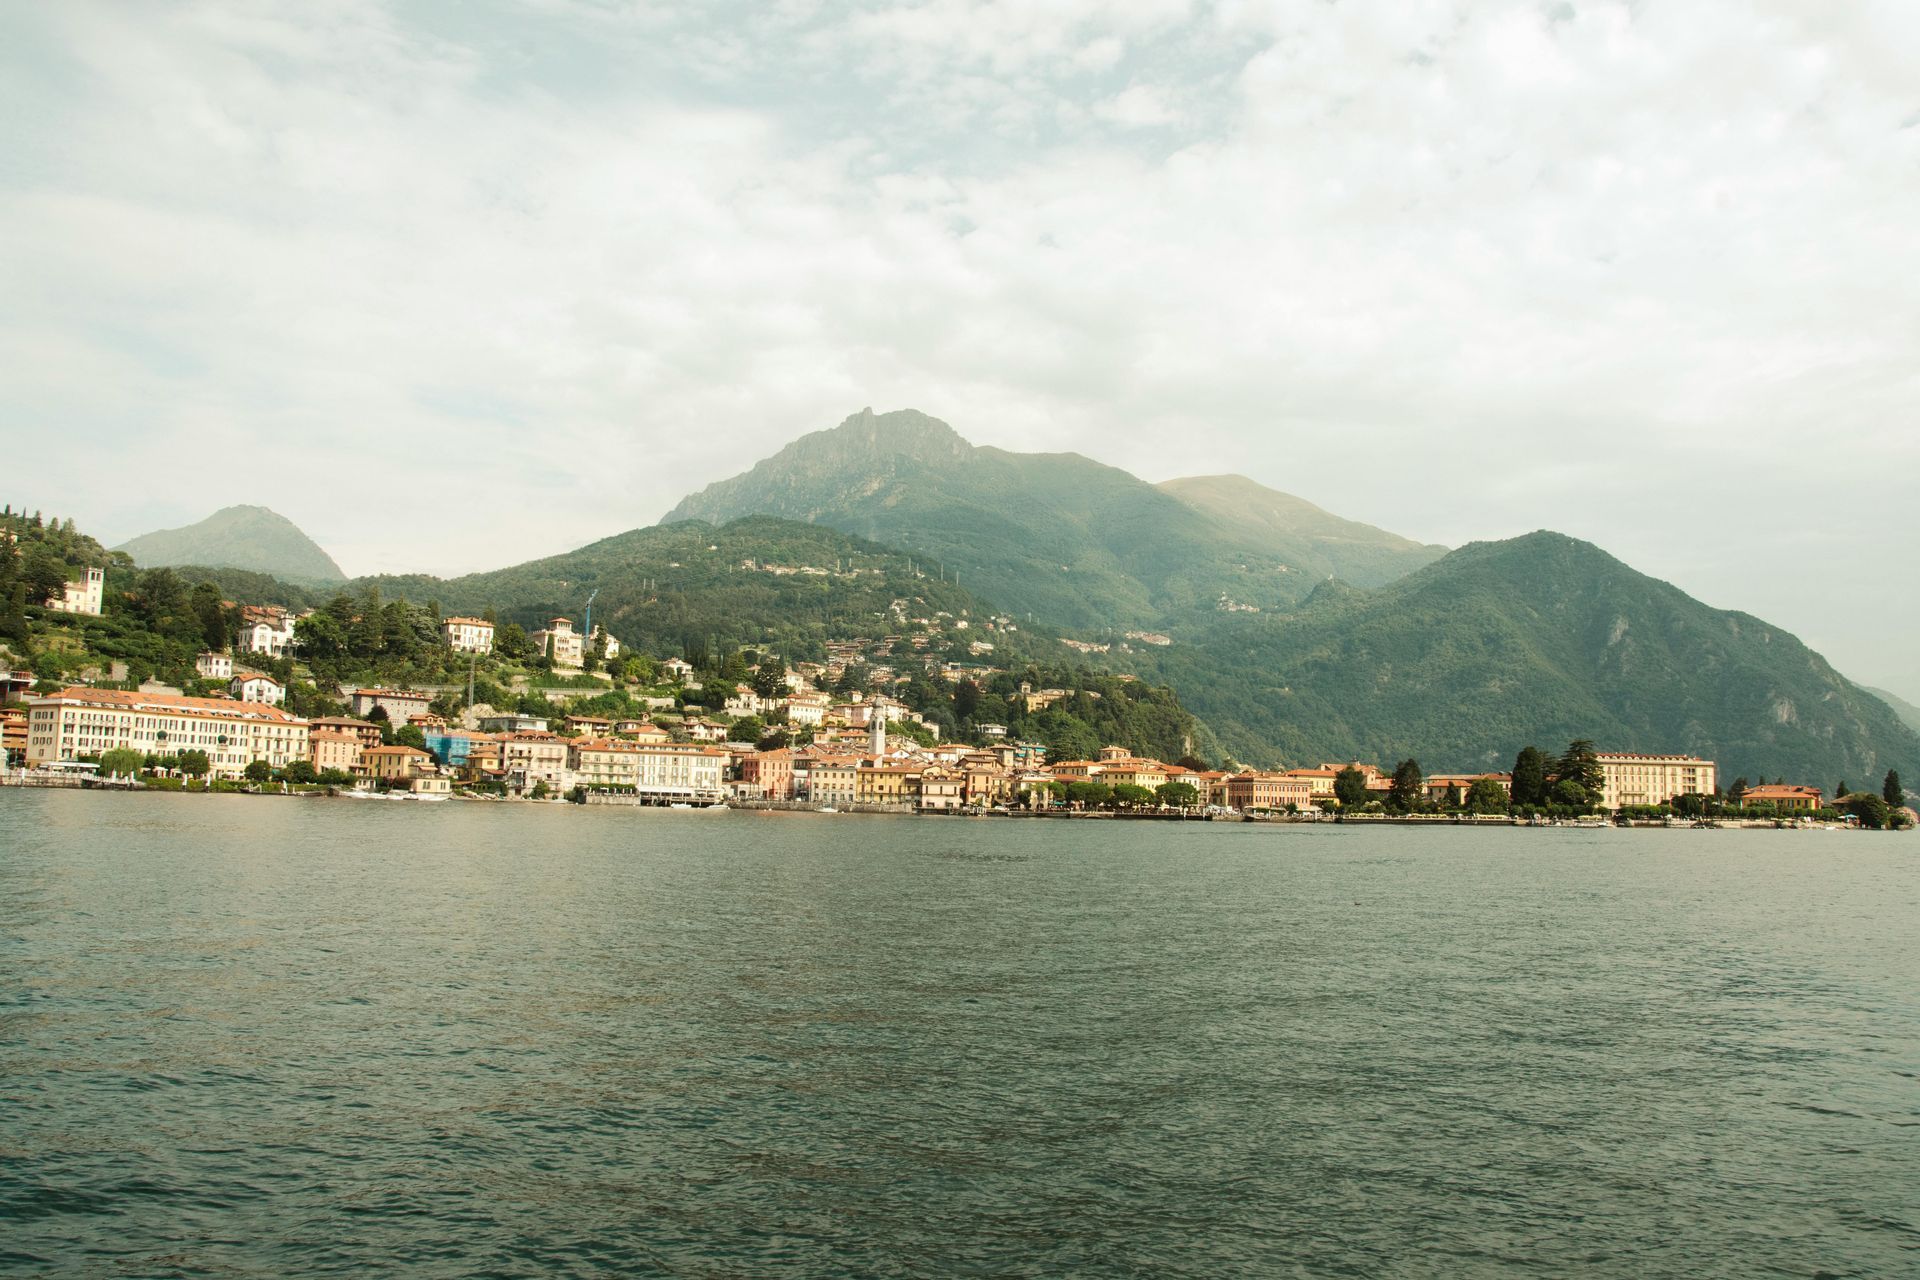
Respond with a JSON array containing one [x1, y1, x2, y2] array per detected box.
[[2, 562, 1905, 826]]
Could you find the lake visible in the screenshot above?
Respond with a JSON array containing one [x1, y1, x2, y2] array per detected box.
[[2, 791, 1916, 1276]]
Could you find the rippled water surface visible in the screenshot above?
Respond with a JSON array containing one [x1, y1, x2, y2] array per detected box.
[[2, 792, 1917, 1277]]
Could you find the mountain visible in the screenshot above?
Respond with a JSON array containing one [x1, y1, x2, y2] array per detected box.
[[117, 506, 346, 584], [662, 408, 1442, 631], [1150, 530, 1920, 784], [1863, 686, 1920, 738], [1156, 475, 1446, 587]]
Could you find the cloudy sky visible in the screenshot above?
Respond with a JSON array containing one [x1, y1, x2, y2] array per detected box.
[[2, 1, 1915, 696]]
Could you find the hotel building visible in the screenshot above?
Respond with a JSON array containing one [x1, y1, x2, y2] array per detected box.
[[25, 687, 309, 779], [1596, 752, 1717, 810]]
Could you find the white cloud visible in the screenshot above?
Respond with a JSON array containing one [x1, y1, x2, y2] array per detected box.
[[0, 0, 1916, 692]]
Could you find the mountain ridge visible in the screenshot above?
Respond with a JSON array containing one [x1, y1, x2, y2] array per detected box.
[[663, 408, 1446, 629]]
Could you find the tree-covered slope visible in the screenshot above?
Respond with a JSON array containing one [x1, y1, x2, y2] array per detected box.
[[360, 516, 1023, 664], [1156, 474, 1446, 588], [1153, 531, 1919, 784], [117, 505, 346, 584], [662, 408, 1433, 630]]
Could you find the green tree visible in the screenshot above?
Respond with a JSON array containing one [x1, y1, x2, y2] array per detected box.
[[1555, 740, 1604, 800], [495, 622, 534, 662], [283, 759, 317, 785], [1510, 746, 1548, 807], [1551, 778, 1591, 809], [1728, 777, 1749, 805], [1837, 779, 1849, 800], [730, 715, 766, 743], [1464, 777, 1509, 814], [1333, 765, 1369, 809], [1064, 779, 1113, 808], [1110, 782, 1153, 808], [190, 581, 230, 653], [98, 747, 144, 778], [1156, 780, 1201, 809], [393, 724, 427, 750], [1388, 758, 1423, 812], [1883, 770, 1903, 806], [750, 656, 788, 701], [1841, 792, 1889, 829], [177, 750, 210, 779], [243, 760, 273, 783]]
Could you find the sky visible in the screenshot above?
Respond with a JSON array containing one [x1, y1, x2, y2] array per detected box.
[[2, 1, 1915, 698]]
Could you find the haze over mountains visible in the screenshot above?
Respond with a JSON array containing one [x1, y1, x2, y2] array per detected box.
[[120, 408, 1918, 783], [117, 505, 346, 585]]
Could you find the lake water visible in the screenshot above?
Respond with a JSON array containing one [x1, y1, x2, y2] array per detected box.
[[2, 792, 1916, 1277]]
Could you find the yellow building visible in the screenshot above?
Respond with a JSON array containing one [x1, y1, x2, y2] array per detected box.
[[25, 686, 309, 779], [1597, 753, 1717, 810]]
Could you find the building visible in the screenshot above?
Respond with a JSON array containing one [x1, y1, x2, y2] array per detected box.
[[614, 720, 670, 743], [808, 757, 860, 806], [855, 763, 921, 806], [25, 686, 309, 779], [530, 617, 585, 670], [739, 748, 796, 800], [195, 652, 233, 680], [230, 673, 285, 706], [238, 606, 297, 658], [590, 626, 621, 661], [309, 716, 382, 750], [350, 688, 431, 726], [918, 764, 964, 811], [442, 616, 494, 654], [1742, 783, 1825, 811], [1422, 773, 1513, 807], [362, 744, 434, 782], [308, 729, 363, 777], [628, 743, 728, 801], [662, 657, 695, 682], [783, 693, 830, 726], [684, 718, 729, 743], [47, 567, 105, 616], [479, 713, 549, 734], [500, 730, 569, 792], [568, 738, 641, 790], [1596, 753, 1717, 811], [1223, 772, 1316, 812]]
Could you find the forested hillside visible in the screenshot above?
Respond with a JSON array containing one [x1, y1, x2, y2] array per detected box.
[[1151, 531, 1920, 783]]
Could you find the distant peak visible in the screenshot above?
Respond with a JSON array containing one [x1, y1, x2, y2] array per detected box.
[[818, 407, 973, 460]]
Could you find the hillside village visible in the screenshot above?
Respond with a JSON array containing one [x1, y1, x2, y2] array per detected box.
[[3, 507, 1907, 828]]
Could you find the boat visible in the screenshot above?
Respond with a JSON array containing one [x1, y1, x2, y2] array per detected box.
[[818, 806, 838, 814], [669, 802, 694, 809]]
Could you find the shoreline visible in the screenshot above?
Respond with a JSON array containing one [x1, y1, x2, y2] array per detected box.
[[0, 775, 1879, 829]]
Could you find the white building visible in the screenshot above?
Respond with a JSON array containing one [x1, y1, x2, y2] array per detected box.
[[230, 673, 285, 706], [590, 625, 621, 661], [195, 652, 234, 680], [239, 607, 297, 658], [442, 616, 494, 654], [25, 686, 310, 779], [662, 657, 695, 681], [48, 567, 105, 616], [629, 743, 728, 801], [530, 617, 585, 670]]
